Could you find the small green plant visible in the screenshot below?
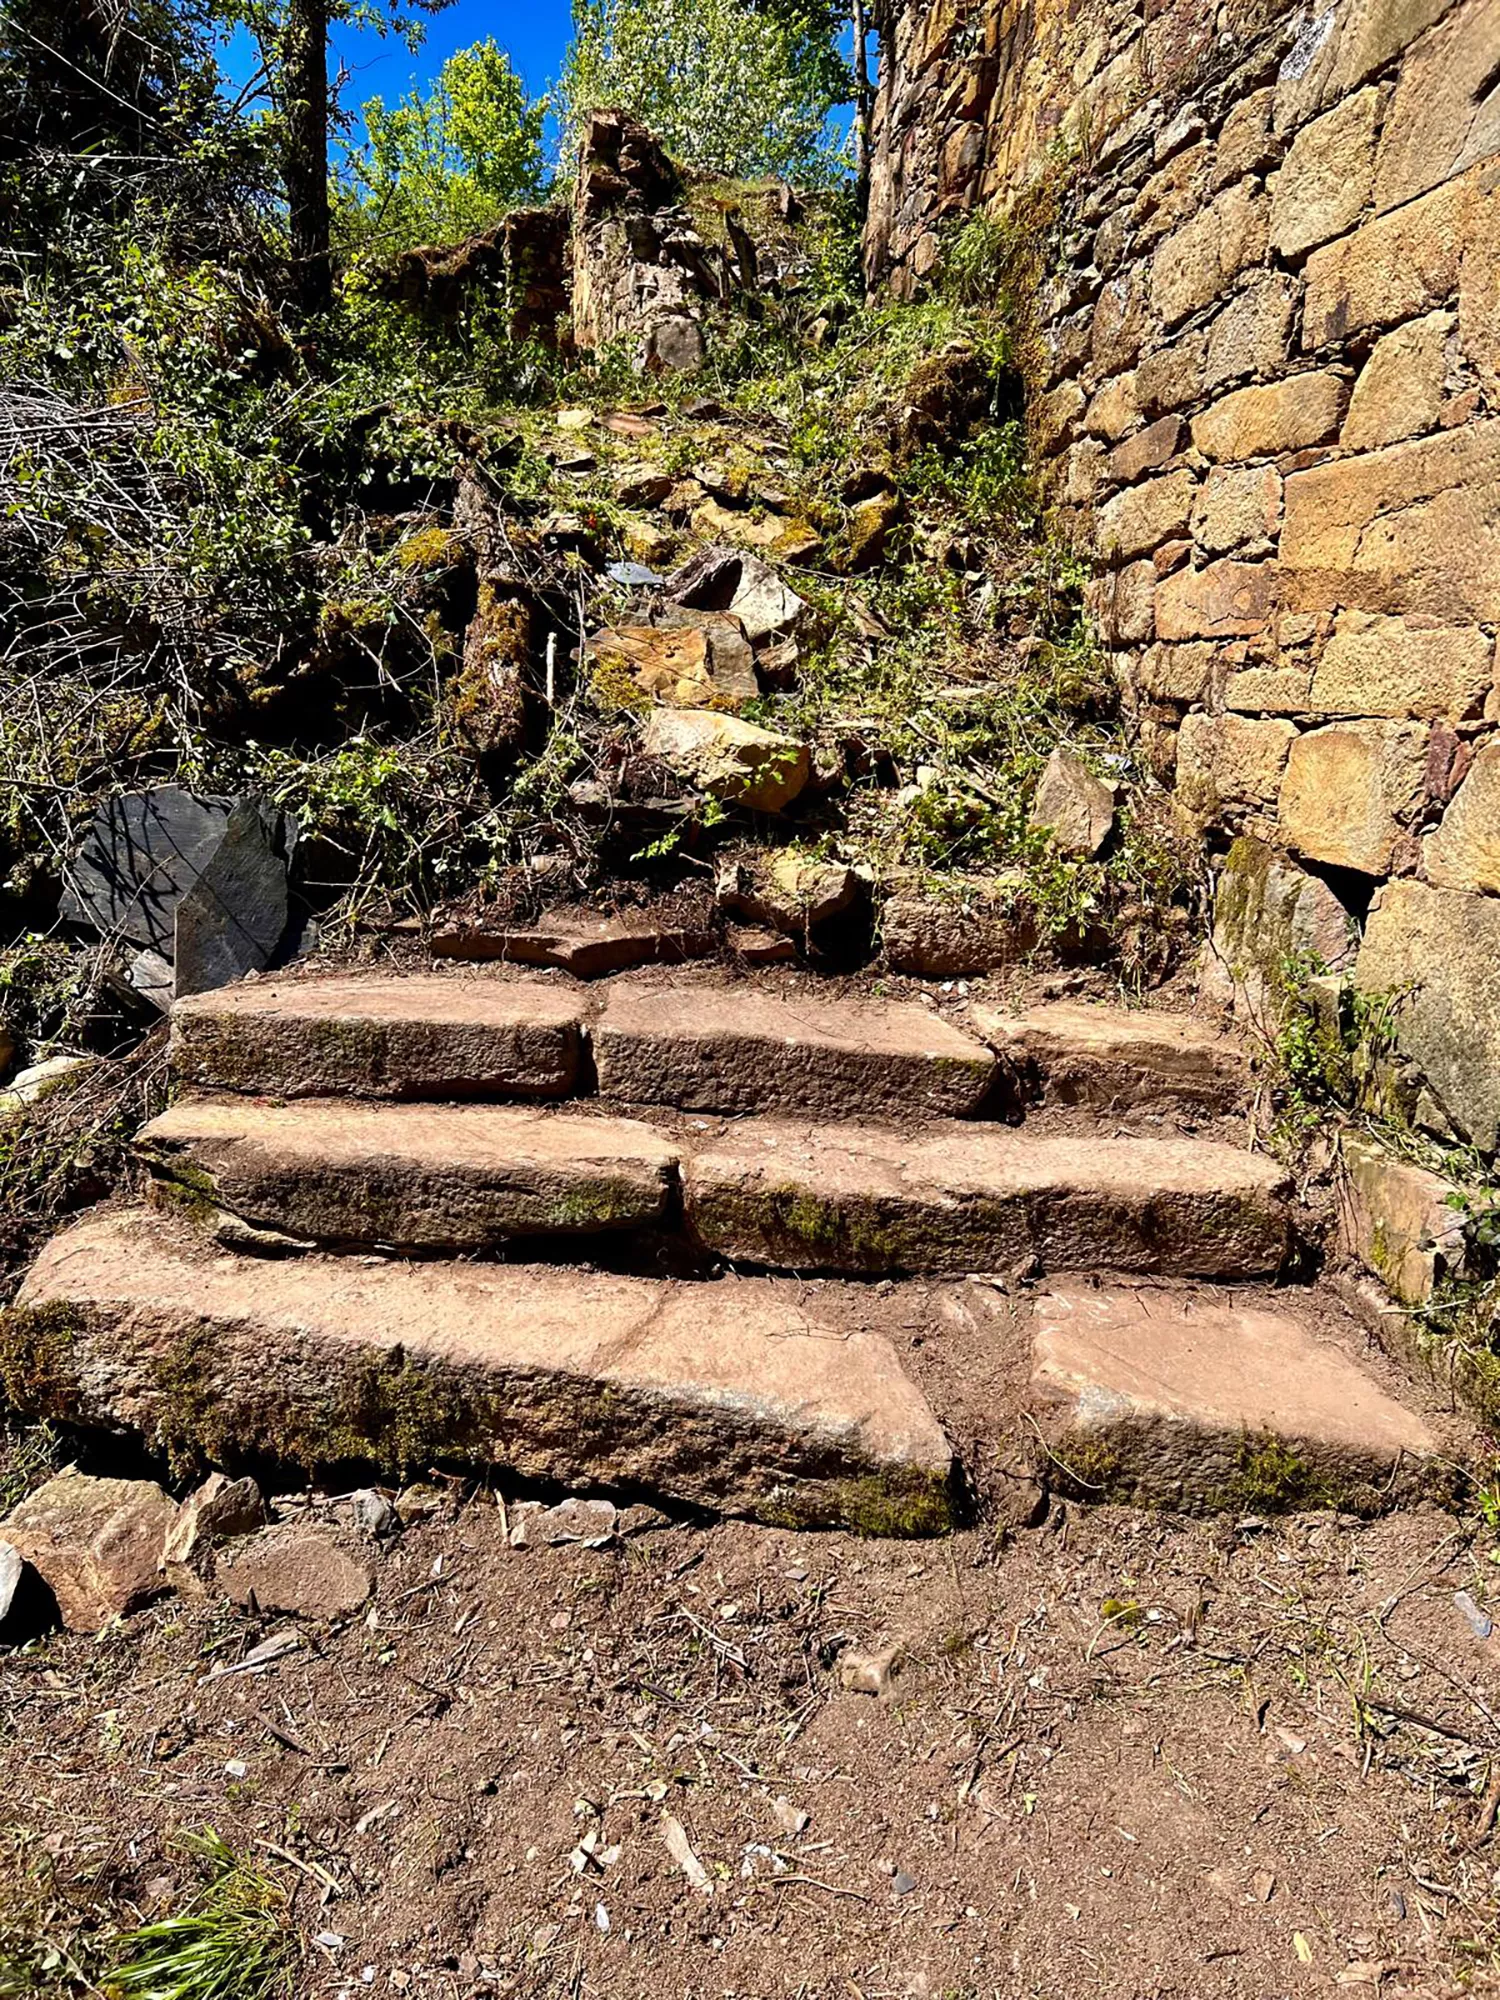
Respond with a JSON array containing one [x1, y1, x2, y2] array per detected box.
[[108, 1832, 299, 2000]]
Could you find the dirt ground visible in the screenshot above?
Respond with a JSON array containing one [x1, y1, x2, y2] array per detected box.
[[7, 1436, 1500, 2000]]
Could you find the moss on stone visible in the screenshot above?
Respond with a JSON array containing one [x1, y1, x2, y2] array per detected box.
[[763, 1464, 956, 1537], [0, 1300, 87, 1417]]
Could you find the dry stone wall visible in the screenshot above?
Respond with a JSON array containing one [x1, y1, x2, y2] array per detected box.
[[865, 0, 1500, 1153]]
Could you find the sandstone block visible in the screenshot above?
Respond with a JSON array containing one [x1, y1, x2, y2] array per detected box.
[[1342, 312, 1454, 452], [1091, 270, 1149, 376], [1029, 1280, 1437, 1512], [1090, 562, 1157, 645], [593, 984, 995, 1118], [1425, 738, 1500, 893], [139, 1098, 682, 1252], [1135, 332, 1207, 418], [1308, 614, 1491, 719], [684, 1119, 1290, 1279], [881, 890, 1037, 977], [1176, 712, 1296, 812], [1269, 86, 1383, 258], [1191, 464, 1282, 554], [1084, 372, 1140, 443], [1372, 1, 1500, 213], [0, 1474, 176, 1632], [1355, 878, 1500, 1151], [1281, 419, 1500, 620], [1137, 641, 1215, 703], [1106, 416, 1184, 485], [1279, 720, 1429, 873], [1340, 1133, 1468, 1307], [172, 977, 587, 1102], [1213, 87, 1277, 189], [1273, 0, 1456, 138], [1204, 273, 1297, 392], [1224, 666, 1313, 714], [1191, 372, 1349, 463], [1035, 381, 1086, 453], [9, 1209, 957, 1533], [971, 1001, 1254, 1113], [1096, 470, 1197, 561], [1152, 179, 1268, 331], [1156, 559, 1280, 640], [1302, 172, 1470, 348]]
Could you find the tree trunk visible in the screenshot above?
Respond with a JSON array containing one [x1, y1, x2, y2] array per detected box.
[[282, 0, 332, 317], [851, 0, 873, 227]]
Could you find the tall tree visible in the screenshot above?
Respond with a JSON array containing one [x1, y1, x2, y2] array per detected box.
[[222, 0, 454, 315], [282, 0, 332, 312]]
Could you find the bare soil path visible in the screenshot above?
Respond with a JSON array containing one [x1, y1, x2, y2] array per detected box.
[[6, 1458, 1500, 1998]]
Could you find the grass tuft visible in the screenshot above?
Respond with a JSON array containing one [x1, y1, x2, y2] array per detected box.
[[107, 1831, 299, 2000]]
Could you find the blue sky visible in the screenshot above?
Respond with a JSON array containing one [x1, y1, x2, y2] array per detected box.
[[219, 2, 577, 158]]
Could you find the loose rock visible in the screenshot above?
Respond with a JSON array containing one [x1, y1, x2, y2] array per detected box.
[[642, 708, 810, 812], [0, 1473, 177, 1632], [1029, 747, 1117, 857], [509, 1497, 619, 1547], [218, 1528, 374, 1622]]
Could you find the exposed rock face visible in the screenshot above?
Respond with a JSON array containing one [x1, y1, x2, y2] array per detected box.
[[862, 0, 1500, 1137], [369, 205, 570, 347], [1339, 1134, 1469, 1307], [1202, 836, 1357, 1019]]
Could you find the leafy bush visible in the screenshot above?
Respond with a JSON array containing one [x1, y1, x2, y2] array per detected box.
[[561, 0, 849, 182], [340, 39, 549, 255]]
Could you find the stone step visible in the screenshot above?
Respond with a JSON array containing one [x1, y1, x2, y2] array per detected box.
[[971, 1001, 1256, 1113], [1027, 1279, 1443, 1512], [593, 986, 996, 1118], [686, 1120, 1293, 1278], [137, 1098, 680, 1251], [6, 1209, 956, 1535], [172, 975, 586, 1101]]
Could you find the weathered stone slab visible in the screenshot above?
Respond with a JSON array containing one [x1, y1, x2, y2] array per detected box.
[[1280, 420, 1500, 620], [971, 1002, 1255, 1113], [1268, 86, 1382, 258], [1340, 1133, 1468, 1307], [684, 1120, 1290, 1278], [593, 986, 995, 1118], [1151, 179, 1267, 330], [1342, 312, 1454, 452], [1355, 879, 1500, 1150], [1096, 470, 1197, 561], [1156, 559, 1279, 640], [7, 1210, 955, 1535], [0, 1474, 177, 1632], [139, 1097, 679, 1250], [1191, 372, 1348, 463], [642, 708, 809, 813], [1176, 712, 1296, 814], [1201, 836, 1357, 1018], [431, 912, 716, 976], [1371, 3, 1500, 213], [1424, 739, 1500, 893], [1278, 721, 1429, 874], [1029, 1279, 1439, 1512], [171, 976, 586, 1101], [218, 1528, 373, 1621], [1302, 172, 1470, 348], [1308, 615, 1490, 720]]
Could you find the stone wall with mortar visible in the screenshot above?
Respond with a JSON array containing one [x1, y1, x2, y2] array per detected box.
[[865, 0, 1500, 1154]]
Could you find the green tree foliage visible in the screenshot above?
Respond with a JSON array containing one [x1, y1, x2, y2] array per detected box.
[[341, 39, 549, 254], [561, 0, 849, 183]]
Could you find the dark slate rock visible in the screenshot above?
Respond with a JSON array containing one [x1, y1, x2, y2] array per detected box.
[[173, 800, 290, 997]]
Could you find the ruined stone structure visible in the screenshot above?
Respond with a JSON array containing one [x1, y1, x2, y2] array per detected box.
[[865, 0, 1500, 1153]]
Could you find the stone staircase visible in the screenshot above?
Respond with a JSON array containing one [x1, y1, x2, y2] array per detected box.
[[6, 968, 1448, 1533]]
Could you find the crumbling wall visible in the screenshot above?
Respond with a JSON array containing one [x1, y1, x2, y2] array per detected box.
[[865, 0, 1500, 1153]]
